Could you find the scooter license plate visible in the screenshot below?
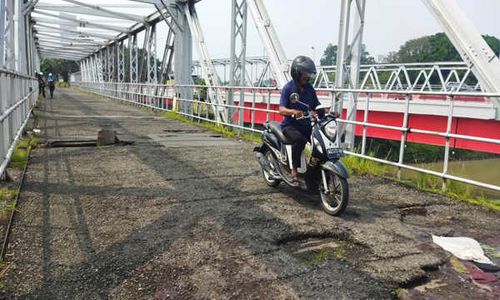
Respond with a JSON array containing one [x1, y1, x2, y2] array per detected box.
[[327, 148, 343, 159]]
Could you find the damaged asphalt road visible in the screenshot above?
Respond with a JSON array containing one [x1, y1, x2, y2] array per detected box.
[[2, 89, 499, 299]]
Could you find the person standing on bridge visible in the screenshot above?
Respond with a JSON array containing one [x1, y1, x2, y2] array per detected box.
[[36, 72, 46, 98], [47, 73, 56, 99], [278, 56, 320, 184]]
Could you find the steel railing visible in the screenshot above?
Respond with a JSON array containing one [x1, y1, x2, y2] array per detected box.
[[0, 69, 38, 178], [74, 81, 500, 192]]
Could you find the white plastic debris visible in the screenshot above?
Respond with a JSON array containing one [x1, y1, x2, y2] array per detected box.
[[33, 128, 41, 133], [432, 235, 494, 265]]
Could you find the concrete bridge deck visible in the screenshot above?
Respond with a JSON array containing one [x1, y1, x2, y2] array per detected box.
[[2, 89, 499, 299]]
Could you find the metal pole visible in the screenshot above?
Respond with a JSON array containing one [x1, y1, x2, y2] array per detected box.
[[344, 0, 366, 149], [442, 95, 455, 191], [229, 0, 248, 125], [0, 0, 5, 67], [397, 93, 411, 180], [334, 0, 351, 113], [173, 3, 192, 115]]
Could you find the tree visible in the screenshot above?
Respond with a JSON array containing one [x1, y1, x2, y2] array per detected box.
[[386, 33, 500, 63], [320, 43, 376, 66], [40, 59, 79, 82], [320, 43, 337, 66]]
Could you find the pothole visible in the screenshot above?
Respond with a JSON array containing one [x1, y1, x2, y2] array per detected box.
[[276, 232, 372, 266], [42, 139, 134, 148]]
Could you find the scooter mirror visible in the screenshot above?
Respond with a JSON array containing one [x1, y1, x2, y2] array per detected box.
[[289, 93, 299, 103]]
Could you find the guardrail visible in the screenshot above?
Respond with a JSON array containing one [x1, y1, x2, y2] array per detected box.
[[0, 69, 38, 178], [74, 81, 500, 193]]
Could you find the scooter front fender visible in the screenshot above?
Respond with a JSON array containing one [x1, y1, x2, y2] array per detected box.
[[321, 160, 349, 179]]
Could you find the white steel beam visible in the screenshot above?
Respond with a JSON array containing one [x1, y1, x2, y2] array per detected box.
[[247, 0, 290, 88], [33, 10, 128, 32], [334, 0, 366, 149], [423, 0, 500, 102], [184, 4, 227, 122], [57, 0, 144, 23], [5, 0, 15, 69], [34, 24, 117, 40], [0, 0, 5, 67], [35, 33, 104, 45], [32, 18, 124, 34]]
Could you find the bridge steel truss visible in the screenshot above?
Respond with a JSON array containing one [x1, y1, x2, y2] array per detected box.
[[1, 0, 38, 179], [1, 0, 499, 193]]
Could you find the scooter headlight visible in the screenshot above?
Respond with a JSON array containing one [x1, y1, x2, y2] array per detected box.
[[323, 120, 337, 141]]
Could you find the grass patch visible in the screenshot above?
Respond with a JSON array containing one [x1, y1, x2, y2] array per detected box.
[[7, 134, 38, 170], [342, 154, 499, 211], [308, 249, 332, 266], [0, 188, 17, 219], [308, 243, 345, 266], [342, 153, 388, 177], [8, 148, 28, 169], [0, 189, 17, 201]]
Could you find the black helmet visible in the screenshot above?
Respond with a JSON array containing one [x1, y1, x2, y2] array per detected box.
[[290, 55, 316, 83]]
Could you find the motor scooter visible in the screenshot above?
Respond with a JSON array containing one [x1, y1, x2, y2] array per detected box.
[[254, 93, 349, 216]]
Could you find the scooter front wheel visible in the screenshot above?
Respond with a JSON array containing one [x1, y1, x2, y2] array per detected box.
[[320, 171, 349, 216], [261, 149, 281, 187]]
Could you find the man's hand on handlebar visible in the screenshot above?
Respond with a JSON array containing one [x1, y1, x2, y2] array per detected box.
[[291, 110, 304, 119]]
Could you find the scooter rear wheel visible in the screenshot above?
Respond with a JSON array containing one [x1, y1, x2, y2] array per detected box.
[[261, 149, 281, 187], [320, 171, 349, 216]]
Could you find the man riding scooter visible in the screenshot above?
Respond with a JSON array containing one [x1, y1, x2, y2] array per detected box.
[[254, 55, 349, 215], [278, 56, 320, 185]]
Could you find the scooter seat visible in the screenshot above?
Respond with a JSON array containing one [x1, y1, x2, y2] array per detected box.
[[264, 121, 290, 144]]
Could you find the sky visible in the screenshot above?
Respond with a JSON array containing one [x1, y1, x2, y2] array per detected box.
[[33, 0, 500, 63], [194, 0, 500, 62]]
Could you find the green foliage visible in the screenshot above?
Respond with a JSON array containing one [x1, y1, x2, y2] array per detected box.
[[8, 135, 37, 169], [320, 43, 375, 66], [387, 33, 500, 63], [415, 173, 440, 190], [0, 188, 17, 219], [355, 137, 495, 164], [308, 249, 332, 266], [9, 147, 28, 169], [342, 154, 388, 177], [40, 59, 79, 82], [194, 77, 207, 101], [0, 189, 17, 202], [308, 243, 345, 266], [320, 43, 338, 66]]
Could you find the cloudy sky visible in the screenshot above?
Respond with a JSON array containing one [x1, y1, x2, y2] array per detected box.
[[194, 0, 500, 62]]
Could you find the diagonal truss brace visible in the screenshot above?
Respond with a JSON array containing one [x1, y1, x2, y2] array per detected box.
[[246, 0, 290, 88], [184, 4, 227, 123], [423, 0, 500, 111]]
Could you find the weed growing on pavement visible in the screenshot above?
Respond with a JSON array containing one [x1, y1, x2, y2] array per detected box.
[[308, 250, 332, 266], [0, 189, 17, 221], [8, 134, 37, 170]]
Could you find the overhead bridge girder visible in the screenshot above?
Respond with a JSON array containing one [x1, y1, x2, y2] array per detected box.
[[423, 0, 500, 111]]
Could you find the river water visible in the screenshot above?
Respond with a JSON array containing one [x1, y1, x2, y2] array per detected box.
[[400, 158, 500, 199], [414, 158, 500, 186]]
